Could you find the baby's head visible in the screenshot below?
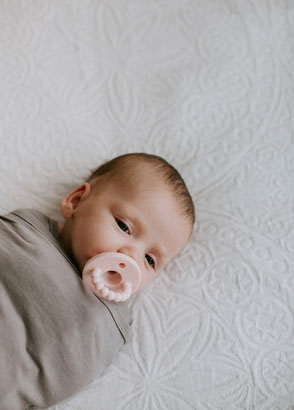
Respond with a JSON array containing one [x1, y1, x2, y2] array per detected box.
[[59, 153, 195, 291]]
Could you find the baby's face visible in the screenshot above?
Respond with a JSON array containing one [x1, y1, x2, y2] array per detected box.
[[60, 174, 191, 291]]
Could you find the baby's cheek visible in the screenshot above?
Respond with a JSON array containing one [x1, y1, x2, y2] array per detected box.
[[78, 224, 118, 261], [74, 235, 95, 262], [84, 237, 107, 259]]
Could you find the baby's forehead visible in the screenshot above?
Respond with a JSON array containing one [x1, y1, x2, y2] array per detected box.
[[91, 160, 183, 214], [112, 177, 186, 222], [89, 154, 194, 238]]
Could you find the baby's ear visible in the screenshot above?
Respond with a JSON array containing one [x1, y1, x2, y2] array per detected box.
[[60, 183, 91, 219]]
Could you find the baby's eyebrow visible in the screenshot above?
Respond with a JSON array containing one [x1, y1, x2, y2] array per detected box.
[[152, 244, 168, 266]]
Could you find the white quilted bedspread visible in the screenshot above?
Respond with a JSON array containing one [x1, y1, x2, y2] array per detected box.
[[0, 1, 293, 409]]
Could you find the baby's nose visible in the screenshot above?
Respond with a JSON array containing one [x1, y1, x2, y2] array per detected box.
[[117, 247, 139, 264]]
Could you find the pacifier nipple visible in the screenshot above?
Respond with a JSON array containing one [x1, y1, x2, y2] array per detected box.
[[82, 252, 141, 302]]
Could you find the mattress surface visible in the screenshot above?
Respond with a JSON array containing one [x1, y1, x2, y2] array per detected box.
[[0, 1, 293, 409]]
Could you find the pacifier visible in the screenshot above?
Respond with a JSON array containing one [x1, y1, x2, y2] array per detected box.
[[82, 252, 141, 302]]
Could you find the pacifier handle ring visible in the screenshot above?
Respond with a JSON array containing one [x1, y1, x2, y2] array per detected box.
[[90, 268, 133, 302], [83, 252, 141, 302]]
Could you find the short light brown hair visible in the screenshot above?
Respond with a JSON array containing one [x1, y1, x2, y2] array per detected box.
[[87, 153, 195, 227]]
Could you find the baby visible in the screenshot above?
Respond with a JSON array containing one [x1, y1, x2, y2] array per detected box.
[[0, 153, 195, 410], [59, 152, 195, 293]]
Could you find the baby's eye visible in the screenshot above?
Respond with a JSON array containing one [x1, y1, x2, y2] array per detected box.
[[145, 254, 155, 269], [116, 219, 130, 234]]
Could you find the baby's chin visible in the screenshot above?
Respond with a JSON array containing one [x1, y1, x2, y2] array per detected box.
[[79, 258, 88, 273], [69, 250, 85, 273]]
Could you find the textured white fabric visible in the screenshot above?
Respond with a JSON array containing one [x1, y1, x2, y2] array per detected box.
[[0, 1, 293, 409]]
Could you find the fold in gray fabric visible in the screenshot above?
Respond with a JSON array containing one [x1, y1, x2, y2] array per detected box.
[[0, 209, 131, 410]]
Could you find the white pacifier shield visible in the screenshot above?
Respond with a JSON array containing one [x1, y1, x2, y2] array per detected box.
[[82, 252, 141, 302]]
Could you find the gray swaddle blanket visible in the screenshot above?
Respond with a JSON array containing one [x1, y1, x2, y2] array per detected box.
[[0, 209, 131, 410]]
